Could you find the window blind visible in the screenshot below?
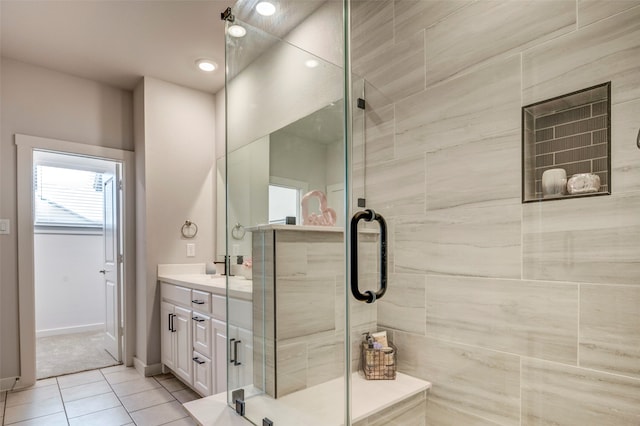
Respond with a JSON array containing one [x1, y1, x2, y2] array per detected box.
[[34, 165, 104, 228]]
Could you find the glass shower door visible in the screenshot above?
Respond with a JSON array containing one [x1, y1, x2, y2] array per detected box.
[[224, 8, 349, 424]]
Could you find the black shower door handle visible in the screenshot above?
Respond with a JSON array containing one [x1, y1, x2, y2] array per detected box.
[[350, 209, 387, 304]]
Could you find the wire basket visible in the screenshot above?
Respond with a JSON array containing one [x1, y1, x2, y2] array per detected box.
[[361, 342, 397, 380]]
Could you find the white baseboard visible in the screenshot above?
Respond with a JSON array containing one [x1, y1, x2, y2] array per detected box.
[[0, 376, 20, 392], [36, 323, 104, 338], [133, 357, 162, 377]]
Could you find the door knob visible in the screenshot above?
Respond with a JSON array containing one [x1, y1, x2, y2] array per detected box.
[[99, 270, 106, 274]]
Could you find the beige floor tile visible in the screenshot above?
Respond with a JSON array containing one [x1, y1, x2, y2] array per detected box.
[[68, 405, 132, 426], [27, 378, 58, 389], [57, 370, 104, 389], [4, 395, 64, 424], [103, 368, 144, 385], [163, 417, 198, 426], [158, 377, 187, 393], [171, 387, 201, 404], [6, 384, 60, 408], [65, 392, 121, 419], [120, 386, 174, 412], [111, 377, 161, 397], [5, 411, 69, 426], [60, 379, 111, 402], [129, 400, 189, 426]]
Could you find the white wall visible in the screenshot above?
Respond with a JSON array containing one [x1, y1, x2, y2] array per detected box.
[[0, 58, 133, 380], [270, 133, 328, 193], [134, 77, 216, 369], [34, 233, 105, 336]]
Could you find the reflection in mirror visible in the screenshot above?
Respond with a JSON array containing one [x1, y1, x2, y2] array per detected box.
[[216, 100, 345, 258]]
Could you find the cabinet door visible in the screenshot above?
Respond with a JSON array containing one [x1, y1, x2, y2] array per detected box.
[[192, 351, 212, 396], [174, 305, 193, 384], [161, 301, 175, 370], [192, 312, 212, 359], [237, 327, 253, 388], [212, 319, 227, 394]]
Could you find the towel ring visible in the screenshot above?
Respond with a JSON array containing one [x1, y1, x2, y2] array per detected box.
[[181, 220, 198, 239], [231, 223, 245, 240]]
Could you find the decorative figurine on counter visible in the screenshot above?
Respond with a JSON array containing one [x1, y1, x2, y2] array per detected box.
[[301, 190, 336, 226]]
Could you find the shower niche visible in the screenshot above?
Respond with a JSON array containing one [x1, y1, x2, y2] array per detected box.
[[522, 82, 611, 202]]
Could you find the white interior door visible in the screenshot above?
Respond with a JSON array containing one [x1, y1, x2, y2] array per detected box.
[[103, 166, 122, 361]]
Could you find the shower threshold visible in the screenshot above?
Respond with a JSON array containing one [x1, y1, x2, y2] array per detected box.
[[184, 372, 431, 425]]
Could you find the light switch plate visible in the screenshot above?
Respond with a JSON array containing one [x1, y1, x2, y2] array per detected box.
[[186, 243, 196, 257], [0, 219, 9, 235]]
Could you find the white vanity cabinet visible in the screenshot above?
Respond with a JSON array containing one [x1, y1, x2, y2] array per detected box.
[[161, 283, 216, 396], [211, 294, 253, 392], [160, 279, 252, 397], [161, 288, 193, 385]]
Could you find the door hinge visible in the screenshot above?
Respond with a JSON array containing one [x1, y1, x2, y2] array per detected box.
[[118, 180, 123, 190], [118, 254, 124, 264]]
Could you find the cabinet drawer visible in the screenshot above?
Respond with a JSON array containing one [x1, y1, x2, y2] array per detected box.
[[192, 312, 212, 359], [161, 283, 191, 306], [191, 290, 212, 313], [212, 295, 226, 321], [192, 351, 212, 396]]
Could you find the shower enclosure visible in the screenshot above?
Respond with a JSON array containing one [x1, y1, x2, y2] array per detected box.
[[221, 1, 640, 425]]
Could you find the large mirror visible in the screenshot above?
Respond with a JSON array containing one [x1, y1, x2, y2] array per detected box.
[[216, 99, 345, 261]]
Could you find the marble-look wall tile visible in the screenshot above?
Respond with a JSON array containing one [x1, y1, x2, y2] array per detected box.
[[425, 398, 501, 426], [426, 130, 520, 210], [580, 284, 640, 379], [426, 275, 578, 364], [424, 1, 574, 86], [353, 30, 425, 103], [523, 6, 640, 106], [306, 334, 344, 388], [367, 391, 426, 426], [350, 0, 393, 66], [395, 55, 520, 159], [377, 273, 426, 335], [364, 155, 425, 218], [611, 99, 640, 194], [578, 0, 640, 28], [395, 201, 521, 278], [364, 104, 395, 168], [394, 332, 520, 425], [276, 342, 308, 397], [522, 358, 640, 425], [523, 193, 640, 285], [277, 276, 336, 340], [393, 0, 472, 41]]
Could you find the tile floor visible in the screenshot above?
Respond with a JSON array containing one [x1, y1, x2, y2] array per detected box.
[[0, 365, 201, 425]]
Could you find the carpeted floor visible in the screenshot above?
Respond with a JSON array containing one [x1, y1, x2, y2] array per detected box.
[[36, 331, 120, 379]]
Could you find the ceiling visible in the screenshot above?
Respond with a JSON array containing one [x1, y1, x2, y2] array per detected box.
[[0, 0, 235, 94]]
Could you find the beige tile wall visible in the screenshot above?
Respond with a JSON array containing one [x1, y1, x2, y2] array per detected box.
[[253, 228, 377, 398], [352, 1, 640, 424]]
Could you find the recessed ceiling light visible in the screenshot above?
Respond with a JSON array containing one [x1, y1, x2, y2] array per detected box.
[[228, 24, 247, 38], [196, 59, 217, 72], [256, 1, 276, 16], [305, 59, 319, 68]]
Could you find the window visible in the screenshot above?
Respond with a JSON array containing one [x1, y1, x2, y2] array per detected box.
[[34, 165, 104, 228], [269, 185, 300, 224]]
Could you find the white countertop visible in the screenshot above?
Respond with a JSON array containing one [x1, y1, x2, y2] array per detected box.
[[157, 264, 252, 301], [184, 372, 431, 426]]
